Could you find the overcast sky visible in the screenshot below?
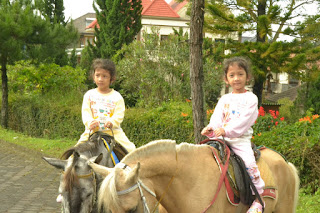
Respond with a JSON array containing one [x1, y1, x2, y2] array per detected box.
[[64, 0, 318, 20]]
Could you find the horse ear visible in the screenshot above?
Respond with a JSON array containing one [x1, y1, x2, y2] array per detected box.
[[125, 162, 140, 184], [95, 153, 104, 164], [73, 151, 80, 161], [88, 153, 103, 165], [42, 157, 67, 170], [88, 162, 112, 177]]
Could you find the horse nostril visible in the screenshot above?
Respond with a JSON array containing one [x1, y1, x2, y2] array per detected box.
[[56, 194, 63, 203]]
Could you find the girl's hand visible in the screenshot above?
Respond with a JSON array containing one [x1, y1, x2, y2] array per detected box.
[[201, 126, 214, 136], [214, 128, 225, 137], [89, 120, 100, 131], [104, 121, 113, 129]]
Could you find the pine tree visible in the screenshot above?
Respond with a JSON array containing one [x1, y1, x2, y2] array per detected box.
[[90, 0, 143, 58], [41, 0, 66, 25], [0, 0, 78, 128]]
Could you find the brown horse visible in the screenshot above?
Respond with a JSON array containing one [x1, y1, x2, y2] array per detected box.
[[88, 140, 299, 213]]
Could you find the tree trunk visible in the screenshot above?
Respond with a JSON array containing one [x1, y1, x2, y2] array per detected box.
[[254, 0, 267, 105], [257, 0, 267, 43], [253, 78, 264, 107], [189, 0, 205, 144], [1, 57, 8, 128]]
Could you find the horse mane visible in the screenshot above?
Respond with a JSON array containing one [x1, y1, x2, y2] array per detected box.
[[122, 139, 203, 163], [64, 153, 79, 194], [60, 138, 100, 195], [98, 171, 121, 212], [122, 139, 177, 163]]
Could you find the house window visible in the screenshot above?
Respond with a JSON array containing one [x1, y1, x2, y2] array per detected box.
[[215, 39, 225, 44], [289, 75, 299, 86], [85, 18, 95, 27], [160, 35, 169, 41], [80, 37, 84, 48]]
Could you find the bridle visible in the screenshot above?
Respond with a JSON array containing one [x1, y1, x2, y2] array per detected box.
[[62, 162, 97, 210], [77, 169, 97, 209], [115, 149, 179, 213], [116, 163, 156, 213]]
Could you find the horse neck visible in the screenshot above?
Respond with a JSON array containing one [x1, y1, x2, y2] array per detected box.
[[137, 148, 179, 178], [138, 144, 214, 212]]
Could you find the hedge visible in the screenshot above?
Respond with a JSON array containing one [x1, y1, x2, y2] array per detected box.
[[5, 94, 320, 191]]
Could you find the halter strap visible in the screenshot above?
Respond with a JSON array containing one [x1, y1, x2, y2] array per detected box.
[[61, 170, 94, 179], [116, 164, 156, 213], [117, 180, 156, 197]]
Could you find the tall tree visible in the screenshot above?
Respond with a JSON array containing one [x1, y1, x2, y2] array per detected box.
[[0, 0, 38, 127], [36, 0, 76, 66], [39, 0, 66, 25], [190, 0, 206, 143], [0, 0, 78, 128], [89, 0, 143, 59], [290, 15, 320, 111], [204, 0, 318, 104]]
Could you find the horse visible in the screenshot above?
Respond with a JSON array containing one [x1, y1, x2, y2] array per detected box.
[[43, 131, 126, 213], [88, 139, 300, 213]]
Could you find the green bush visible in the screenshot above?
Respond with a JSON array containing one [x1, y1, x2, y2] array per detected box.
[[8, 91, 84, 140], [8, 61, 87, 94], [115, 28, 222, 108], [278, 97, 295, 122], [253, 114, 320, 191], [122, 101, 194, 147], [6, 60, 87, 139]]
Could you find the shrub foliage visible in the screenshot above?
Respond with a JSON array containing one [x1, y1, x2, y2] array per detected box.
[[253, 107, 320, 191]]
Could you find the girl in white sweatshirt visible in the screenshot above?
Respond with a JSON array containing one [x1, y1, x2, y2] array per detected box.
[[77, 58, 135, 153]]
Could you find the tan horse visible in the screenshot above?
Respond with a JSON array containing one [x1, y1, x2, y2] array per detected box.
[[88, 140, 299, 213]]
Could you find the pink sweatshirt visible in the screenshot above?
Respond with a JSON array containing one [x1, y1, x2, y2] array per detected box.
[[206, 91, 258, 145]]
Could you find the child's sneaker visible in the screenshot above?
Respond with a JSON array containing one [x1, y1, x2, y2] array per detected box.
[[247, 200, 264, 213]]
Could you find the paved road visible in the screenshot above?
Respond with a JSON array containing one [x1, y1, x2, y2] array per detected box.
[[0, 140, 61, 213]]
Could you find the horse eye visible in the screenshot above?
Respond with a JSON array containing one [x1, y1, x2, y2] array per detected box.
[[86, 193, 92, 199], [127, 207, 137, 213]]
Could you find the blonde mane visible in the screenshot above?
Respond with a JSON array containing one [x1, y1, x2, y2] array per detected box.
[[98, 171, 120, 212], [122, 139, 177, 163]]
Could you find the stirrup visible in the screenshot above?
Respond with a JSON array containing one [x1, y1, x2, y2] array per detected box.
[[247, 201, 264, 213]]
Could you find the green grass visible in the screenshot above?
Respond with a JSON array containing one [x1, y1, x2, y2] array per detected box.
[[1, 126, 320, 210], [297, 189, 320, 213], [0, 126, 75, 158]]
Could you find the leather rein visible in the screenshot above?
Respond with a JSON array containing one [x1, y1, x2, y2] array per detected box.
[[200, 138, 231, 213]]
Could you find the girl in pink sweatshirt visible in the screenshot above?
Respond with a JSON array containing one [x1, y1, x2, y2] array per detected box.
[[201, 57, 265, 213]]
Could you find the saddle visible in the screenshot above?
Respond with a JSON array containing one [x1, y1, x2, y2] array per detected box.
[[89, 131, 128, 164], [201, 139, 276, 206]]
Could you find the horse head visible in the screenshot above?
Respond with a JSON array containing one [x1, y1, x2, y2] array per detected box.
[[43, 151, 103, 213], [42, 132, 116, 213], [88, 161, 161, 213]]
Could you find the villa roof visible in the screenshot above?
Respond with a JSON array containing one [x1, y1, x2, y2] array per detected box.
[[265, 85, 301, 102], [143, 0, 179, 18], [86, 0, 180, 29], [86, 19, 98, 29]]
